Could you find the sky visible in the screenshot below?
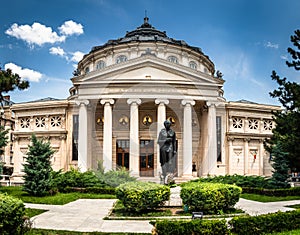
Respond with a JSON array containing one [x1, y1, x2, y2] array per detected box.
[[1, 0, 300, 105]]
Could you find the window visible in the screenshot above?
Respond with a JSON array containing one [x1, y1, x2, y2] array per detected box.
[[248, 119, 258, 130], [232, 117, 243, 129], [96, 60, 105, 70], [116, 55, 127, 64], [85, 67, 90, 74], [167, 56, 178, 64], [20, 118, 30, 128], [35, 116, 45, 128], [50, 116, 61, 127], [216, 116, 222, 162], [264, 120, 273, 131], [72, 115, 79, 161], [189, 61, 197, 70]]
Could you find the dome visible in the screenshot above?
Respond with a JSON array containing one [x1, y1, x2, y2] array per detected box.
[[90, 17, 203, 55]]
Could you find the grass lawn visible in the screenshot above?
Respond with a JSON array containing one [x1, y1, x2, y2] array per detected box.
[[0, 186, 116, 205], [241, 193, 300, 202], [25, 208, 47, 218]]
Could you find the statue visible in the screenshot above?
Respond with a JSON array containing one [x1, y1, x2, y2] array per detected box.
[[157, 120, 177, 184]]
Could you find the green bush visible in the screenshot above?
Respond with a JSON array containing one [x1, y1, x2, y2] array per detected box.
[[229, 210, 300, 234], [242, 186, 300, 196], [180, 182, 242, 214], [64, 186, 115, 194], [95, 167, 137, 188], [116, 181, 170, 212], [51, 169, 105, 192], [0, 193, 30, 235], [151, 219, 228, 235]]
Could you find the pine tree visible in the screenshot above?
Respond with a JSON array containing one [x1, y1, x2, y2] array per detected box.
[[269, 141, 290, 188], [23, 134, 55, 196]]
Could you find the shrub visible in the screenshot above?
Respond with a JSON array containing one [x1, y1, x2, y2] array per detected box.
[[51, 169, 105, 192], [95, 167, 137, 188], [116, 181, 170, 212], [242, 186, 300, 196], [151, 219, 228, 235], [229, 210, 300, 234], [0, 193, 30, 235], [180, 182, 242, 214]]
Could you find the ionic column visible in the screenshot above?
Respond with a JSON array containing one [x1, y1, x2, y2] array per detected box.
[[244, 138, 250, 175], [155, 99, 169, 176], [181, 99, 195, 177], [203, 102, 217, 175], [259, 139, 264, 175], [75, 99, 89, 172], [127, 98, 141, 177], [100, 99, 115, 172]]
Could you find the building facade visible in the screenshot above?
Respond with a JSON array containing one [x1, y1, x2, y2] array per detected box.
[[1, 18, 281, 183]]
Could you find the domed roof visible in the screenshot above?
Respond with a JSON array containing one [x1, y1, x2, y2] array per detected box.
[[90, 17, 203, 54]]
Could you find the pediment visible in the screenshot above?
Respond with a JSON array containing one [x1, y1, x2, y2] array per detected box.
[[74, 56, 221, 87]]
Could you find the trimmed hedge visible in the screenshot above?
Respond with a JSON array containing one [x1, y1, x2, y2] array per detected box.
[[229, 210, 300, 234], [151, 219, 228, 235], [116, 181, 170, 212], [63, 186, 115, 194], [180, 182, 242, 214], [0, 193, 29, 235], [242, 186, 300, 196]]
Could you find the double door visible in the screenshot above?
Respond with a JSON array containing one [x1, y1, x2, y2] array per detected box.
[[140, 140, 154, 177]]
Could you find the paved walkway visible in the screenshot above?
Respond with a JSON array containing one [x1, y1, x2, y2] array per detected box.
[[25, 187, 300, 233]]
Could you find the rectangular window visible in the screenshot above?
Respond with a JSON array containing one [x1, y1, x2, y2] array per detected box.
[[216, 116, 222, 162], [72, 115, 79, 161]]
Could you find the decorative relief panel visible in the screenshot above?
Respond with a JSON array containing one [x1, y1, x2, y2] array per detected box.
[[20, 117, 30, 128], [248, 119, 258, 130], [50, 116, 62, 127], [232, 117, 243, 129], [35, 116, 46, 128], [263, 119, 273, 131]]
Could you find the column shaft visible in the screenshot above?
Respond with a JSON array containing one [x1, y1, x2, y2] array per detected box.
[[259, 140, 264, 175], [227, 138, 233, 175], [244, 139, 249, 175], [155, 99, 169, 177], [101, 99, 114, 172], [182, 100, 195, 177], [76, 99, 89, 172], [127, 98, 141, 177]]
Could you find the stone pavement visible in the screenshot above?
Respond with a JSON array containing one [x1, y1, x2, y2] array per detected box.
[[25, 186, 300, 233]]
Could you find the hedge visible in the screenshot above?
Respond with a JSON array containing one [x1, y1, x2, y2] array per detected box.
[[151, 219, 228, 235], [63, 186, 115, 194], [229, 209, 300, 234], [0, 193, 30, 235], [242, 186, 300, 196], [180, 182, 242, 214], [116, 181, 170, 212]]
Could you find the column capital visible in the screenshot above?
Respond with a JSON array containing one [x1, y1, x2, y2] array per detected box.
[[75, 99, 89, 106], [100, 99, 115, 105], [155, 99, 169, 105], [127, 98, 141, 105], [227, 136, 235, 142], [243, 138, 251, 142], [181, 99, 195, 106]]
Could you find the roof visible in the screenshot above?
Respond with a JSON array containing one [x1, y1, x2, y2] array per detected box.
[[90, 17, 205, 56]]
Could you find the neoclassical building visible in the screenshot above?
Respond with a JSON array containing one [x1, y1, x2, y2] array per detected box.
[[1, 18, 281, 183]]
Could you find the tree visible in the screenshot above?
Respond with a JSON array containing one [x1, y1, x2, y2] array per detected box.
[[269, 141, 290, 188], [23, 134, 55, 196], [0, 126, 8, 177], [0, 66, 29, 103], [266, 29, 300, 172]]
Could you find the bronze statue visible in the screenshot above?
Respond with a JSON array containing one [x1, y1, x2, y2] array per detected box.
[[157, 120, 177, 183]]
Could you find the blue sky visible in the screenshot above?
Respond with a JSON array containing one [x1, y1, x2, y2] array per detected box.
[[1, 0, 300, 105]]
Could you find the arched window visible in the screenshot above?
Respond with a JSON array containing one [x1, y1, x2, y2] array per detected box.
[[96, 60, 106, 70], [189, 61, 197, 70], [167, 56, 178, 64], [85, 66, 90, 74], [116, 55, 127, 64]]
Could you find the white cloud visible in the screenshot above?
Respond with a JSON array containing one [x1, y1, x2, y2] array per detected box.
[[4, 63, 42, 82], [49, 46, 66, 57], [265, 41, 279, 49], [5, 22, 66, 47], [281, 55, 288, 60], [58, 20, 83, 36], [70, 51, 84, 62]]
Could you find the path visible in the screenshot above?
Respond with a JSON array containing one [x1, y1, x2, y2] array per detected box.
[[25, 187, 300, 233]]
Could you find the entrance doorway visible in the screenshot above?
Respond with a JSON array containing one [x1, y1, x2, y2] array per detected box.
[[116, 139, 129, 170], [140, 140, 154, 177]]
